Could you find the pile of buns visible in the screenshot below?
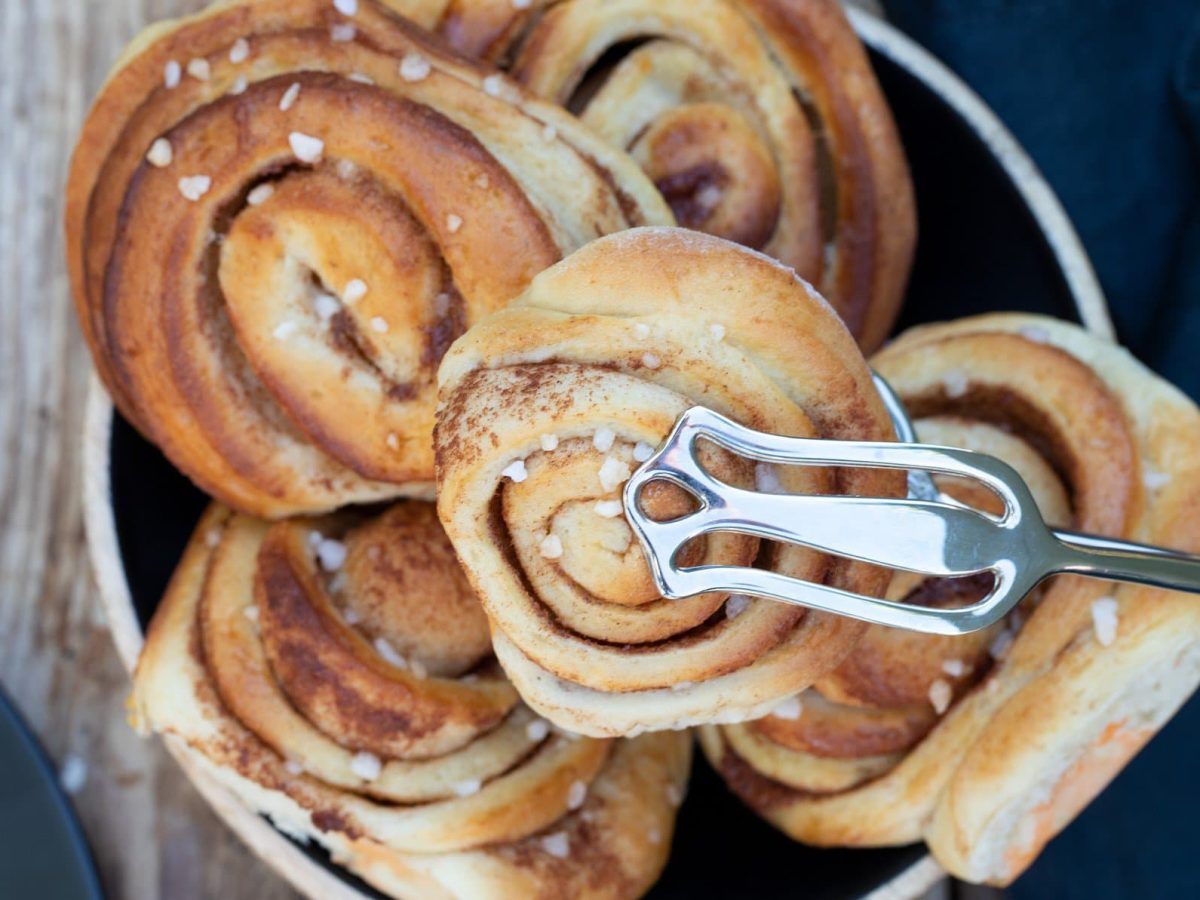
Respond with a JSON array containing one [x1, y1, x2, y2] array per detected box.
[[67, 1, 1200, 897]]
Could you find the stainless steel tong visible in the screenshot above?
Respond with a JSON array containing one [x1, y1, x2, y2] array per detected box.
[[623, 376, 1200, 636]]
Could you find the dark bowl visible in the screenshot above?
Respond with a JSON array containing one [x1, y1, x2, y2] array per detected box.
[[91, 13, 1108, 900], [0, 689, 105, 900]]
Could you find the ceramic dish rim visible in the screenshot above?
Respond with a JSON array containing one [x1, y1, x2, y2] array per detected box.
[[80, 10, 1112, 900]]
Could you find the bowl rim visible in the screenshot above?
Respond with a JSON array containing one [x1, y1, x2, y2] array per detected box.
[[81, 10, 1113, 900]]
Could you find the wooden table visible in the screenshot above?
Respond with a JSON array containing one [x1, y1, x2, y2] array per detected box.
[[0, 1, 295, 897]]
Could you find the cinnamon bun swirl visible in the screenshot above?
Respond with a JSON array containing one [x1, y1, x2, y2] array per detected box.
[[66, 0, 671, 517], [435, 227, 904, 737], [438, 0, 917, 350], [132, 500, 690, 899], [699, 313, 1200, 885]]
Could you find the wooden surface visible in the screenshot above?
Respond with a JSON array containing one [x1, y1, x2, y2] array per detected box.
[[0, 2, 956, 899], [0, 1, 295, 898]]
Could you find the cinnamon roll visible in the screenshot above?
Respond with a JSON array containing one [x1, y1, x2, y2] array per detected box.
[[437, 0, 917, 350], [66, 0, 671, 518], [699, 313, 1200, 885], [132, 500, 690, 900], [435, 228, 904, 737]]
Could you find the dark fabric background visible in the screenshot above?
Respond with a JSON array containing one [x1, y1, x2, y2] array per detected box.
[[884, 2, 1200, 897]]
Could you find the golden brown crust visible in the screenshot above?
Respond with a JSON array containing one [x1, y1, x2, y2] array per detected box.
[[435, 228, 904, 736], [68, 0, 448, 425], [437, 0, 541, 63], [66, 0, 672, 518], [751, 689, 936, 758], [699, 313, 1200, 884], [133, 501, 691, 899], [440, 0, 916, 350]]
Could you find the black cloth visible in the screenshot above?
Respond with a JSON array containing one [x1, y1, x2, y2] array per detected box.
[[884, 2, 1200, 896]]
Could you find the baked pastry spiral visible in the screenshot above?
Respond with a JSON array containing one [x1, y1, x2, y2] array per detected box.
[[698, 313, 1200, 885], [66, 0, 671, 518], [132, 500, 690, 900], [437, 0, 917, 351], [435, 227, 904, 737]]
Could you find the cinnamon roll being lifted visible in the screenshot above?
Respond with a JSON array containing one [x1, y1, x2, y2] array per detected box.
[[435, 228, 905, 737], [66, 0, 671, 518], [132, 501, 690, 900], [438, 0, 917, 350], [699, 314, 1200, 885]]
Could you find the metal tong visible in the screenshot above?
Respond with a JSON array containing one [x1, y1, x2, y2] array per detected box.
[[623, 376, 1200, 635]]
